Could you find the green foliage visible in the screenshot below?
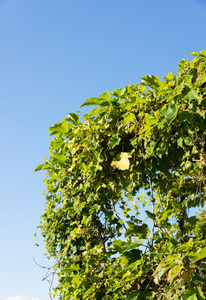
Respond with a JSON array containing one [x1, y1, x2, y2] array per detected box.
[[36, 50, 206, 299]]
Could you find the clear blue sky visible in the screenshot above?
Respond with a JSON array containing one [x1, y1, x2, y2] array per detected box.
[[0, 0, 205, 299]]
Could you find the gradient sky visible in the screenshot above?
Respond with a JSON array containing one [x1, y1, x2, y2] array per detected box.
[[0, 0, 206, 299]]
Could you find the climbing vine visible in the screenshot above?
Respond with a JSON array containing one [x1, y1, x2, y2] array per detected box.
[[36, 50, 206, 299]]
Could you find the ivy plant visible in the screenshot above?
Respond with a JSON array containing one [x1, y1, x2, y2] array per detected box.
[[36, 50, 206, 299]]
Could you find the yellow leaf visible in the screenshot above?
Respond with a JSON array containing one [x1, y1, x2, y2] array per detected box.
[[111, 152, 131, 170]]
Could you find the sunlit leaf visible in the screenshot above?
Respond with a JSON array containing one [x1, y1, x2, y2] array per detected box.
[[111, 152, 131, 170], [123, 113, 136, 124], [52, 153, 66, 163], [194, 247, 206, 263], [141, 75, 161, 89]]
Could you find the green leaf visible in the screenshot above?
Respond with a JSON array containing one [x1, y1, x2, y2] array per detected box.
[[108, 135, 121, 149], [192, 274, 205, 284], [74, 201, 86, 213], [52, 153, 66, 164], [112, 88, 123, 97], [190, 51, 199, 57], [61, 264, 79, 273], [81, 91, 111, 107], [111, 240, 126, 253], [90, 204, 101, 214], [184, 137, 193, 146], [123, 237, 144, 251], [183, 287, 198, 300], [194, 247, 206, 263], [141, 75, 161, 89], [66, 112, 80, 123], [185, 89, 199, 101], [99, 91, 111, 100], [85, 215, 92, 226], [190, 50, 206, 58], [199, 73, 206, 86], [81, 97, 106, 107], [138, 192, 145, 202], [196, 287, 205, 300], [125, 295, 138, 300], [166, 72, 174, 80], [48, 120, 71, 135], [82, 106, 102, 120], [169, 264, 181, 283], [35, 163, 52, 171], [178, 59, 188, 70], [123, 113, 136, 124], [159, 104, 177, 124], [122, 249, 142, 263], [187, 295, 198, 300], [145, 210, 156, 220], [72, 274, 82, 288], [178, 111, 194, 123], [154, 265, 168, 284]]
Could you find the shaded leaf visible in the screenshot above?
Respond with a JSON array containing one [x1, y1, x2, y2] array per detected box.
[[159, 104, 177, 124], [108, 135, 121, 149], [145, 210, 156, 220], [66, 112, 80, 123]]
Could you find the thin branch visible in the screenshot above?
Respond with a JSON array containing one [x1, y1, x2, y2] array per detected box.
[[142, 152, 155, 247], [33, 257, 57, 300]]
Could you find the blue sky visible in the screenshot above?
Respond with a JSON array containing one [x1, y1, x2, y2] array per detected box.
[[0, 0, 206, 299]]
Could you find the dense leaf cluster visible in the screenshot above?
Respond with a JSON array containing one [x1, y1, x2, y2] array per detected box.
[[36, 50, 206, 299]]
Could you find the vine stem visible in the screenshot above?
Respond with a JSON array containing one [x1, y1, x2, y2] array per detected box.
[[148, 173, 155, 247], [142, 151, 155, 247]]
